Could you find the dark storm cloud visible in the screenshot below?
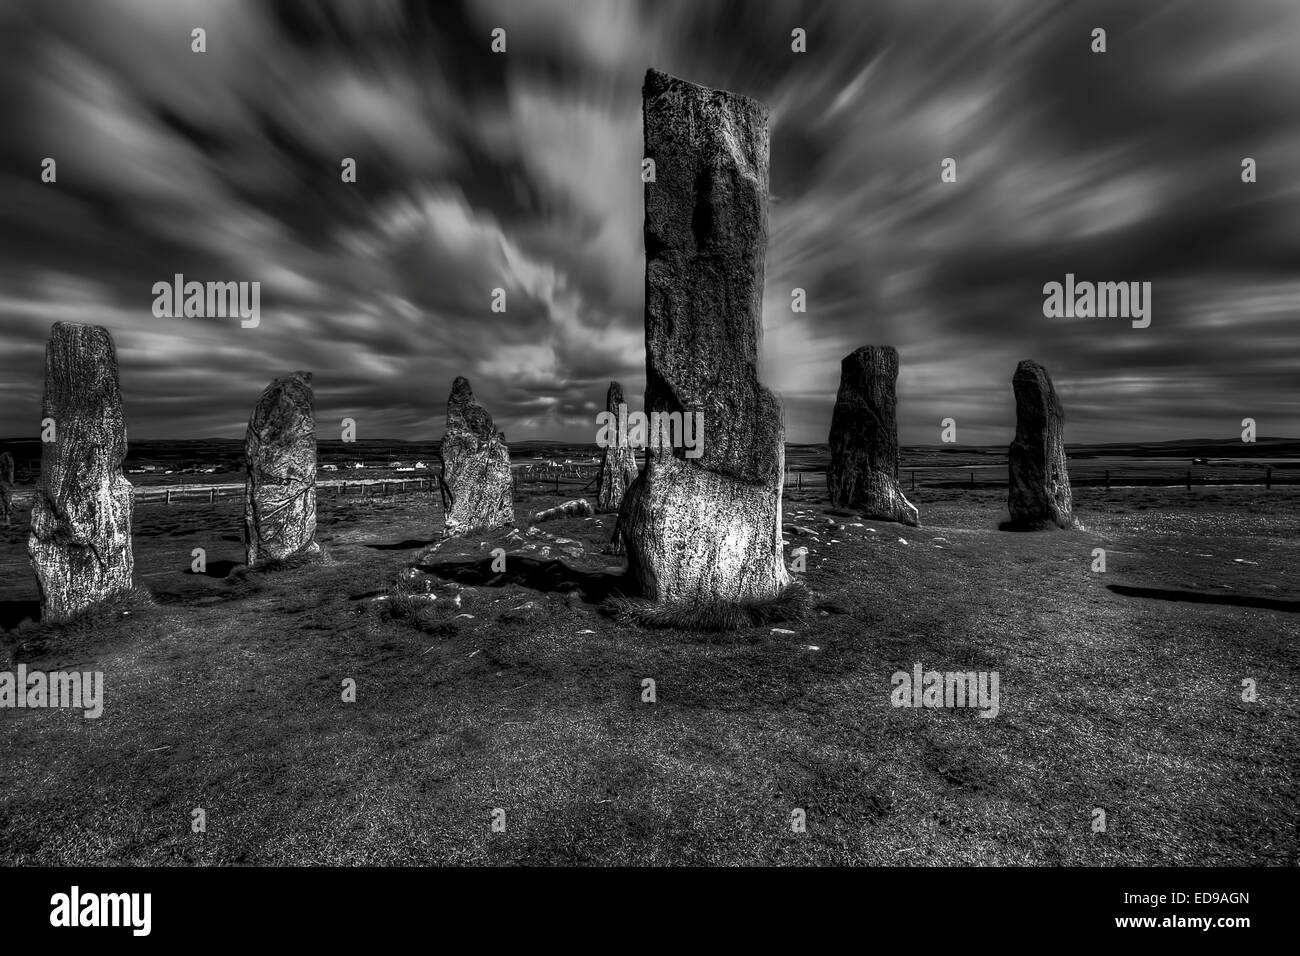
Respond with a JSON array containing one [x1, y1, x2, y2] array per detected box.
[[0, 0, 1296, 444]]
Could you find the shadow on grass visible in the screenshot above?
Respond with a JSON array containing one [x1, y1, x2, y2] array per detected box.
[[997, 518, 1078, 532], [1107, 583, 1300, 613], [182, 559, 242, 578], [3, 586, 157, 660], [0, 599, 41, 630], [412, 554, 630, 605], [364, 539, 440, 551], [609, 582, 813, 631]]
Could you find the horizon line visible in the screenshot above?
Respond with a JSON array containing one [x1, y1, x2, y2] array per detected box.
[[2, 435, 1298, 447]]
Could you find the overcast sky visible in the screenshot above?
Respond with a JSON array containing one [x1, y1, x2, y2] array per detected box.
[[1, 0, 1297, 445]]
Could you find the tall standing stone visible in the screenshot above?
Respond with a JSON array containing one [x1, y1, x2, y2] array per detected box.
[[0, 452, 13, 527], [827, 346, 919, 526], [439, 376, 514, 537], [619, 69, 790, 606], [596, 381, 638, 513], [27, 322, 134, 622], [244, 371, 320, 566], [1007, 360, 1074, 529]]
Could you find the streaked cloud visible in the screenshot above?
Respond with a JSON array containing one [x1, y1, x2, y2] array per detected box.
[[0, 0, 1296, 445]]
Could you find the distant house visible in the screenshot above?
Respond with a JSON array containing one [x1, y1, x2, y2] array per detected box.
[[389, 461, 405, 470], [413, 461, 428, 470], [352, 462, 364, 470], [321, 464, 338, 472]]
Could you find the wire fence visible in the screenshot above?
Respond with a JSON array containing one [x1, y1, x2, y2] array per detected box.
[[897, 466, 1296, 491], [5, 463, 1294, 511]]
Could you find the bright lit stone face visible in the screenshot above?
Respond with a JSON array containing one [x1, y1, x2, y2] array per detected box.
[[28, 322, 135, 622]]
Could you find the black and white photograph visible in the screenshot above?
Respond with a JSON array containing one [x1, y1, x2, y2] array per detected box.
[[0, 0, 1294, 937]]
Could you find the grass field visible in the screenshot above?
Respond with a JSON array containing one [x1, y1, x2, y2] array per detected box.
[[1, 483, 1296, 865]]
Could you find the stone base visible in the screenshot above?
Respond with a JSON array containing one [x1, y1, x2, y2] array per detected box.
[[245, 536, 323, 569], [621, 455, 789, 605], [845, 472, 920, 527], [29, 481, 134, 623], [245, 494, 320, 566], [441, 453, 514, 538], [1007, 447, 1074, 530]]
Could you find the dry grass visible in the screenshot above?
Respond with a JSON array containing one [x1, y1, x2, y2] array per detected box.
[[0, 486, 1296, 865]]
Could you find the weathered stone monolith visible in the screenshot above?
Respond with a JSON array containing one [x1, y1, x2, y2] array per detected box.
[[619, 69, 790, 606], [27, 322, 134, 621], [1007, 360, 1074, 529], [827, 346, 919, 526], [0, 452, 13, 527], [596, 381, 638, 513], [244, 371, 321, 566], [439, 376, 514, 537]]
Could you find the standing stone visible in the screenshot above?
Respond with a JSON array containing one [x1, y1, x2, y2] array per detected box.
[[1007, 360, 1074, 529], [596, 381, 638, 513], [0, 452, 13, 526], [244, 371, 320, 566], [439, 376, 513, 537], [27, 322, 134, 622], [827, 346, 919, 526], [619, 69, 790, 606]]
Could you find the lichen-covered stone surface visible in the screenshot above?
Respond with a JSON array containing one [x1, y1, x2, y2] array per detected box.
[[439, 376, 514, 537], [244, 371, 321, 566], [620, 69, 789, 605], [27, 322, 135, 621]]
